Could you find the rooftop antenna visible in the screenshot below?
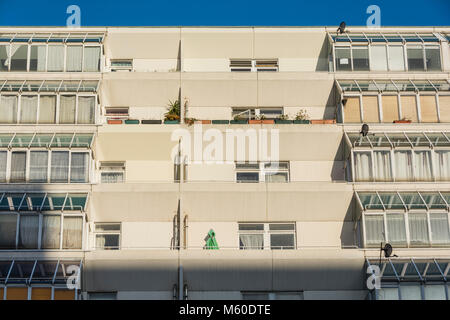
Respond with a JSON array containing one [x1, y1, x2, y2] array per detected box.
[[337, 21, 346, 34]]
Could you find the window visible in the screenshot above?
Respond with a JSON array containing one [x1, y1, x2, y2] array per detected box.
[[29, 151, 48, 183], [18, 215, 39, 249], [354, 151, 372, 181], [70, 152, 89, 183], [29, 45, 46, 71], [407, 46, 425, 71], [83, 46, 101, 72], [0, 151, 6, 182], [47, 45, 64, 72], [77, 96, 95, 124], [370, 46, 388, 71], [0, 95, 18, 123], [364, 215, 384, 246], [373, 151, 392, 181], [50, 151, 69, 183], [20, 95, 38, 123], [66, 46, 83, 72], [10, 152, 26, 182], [435, 150, 450, 180], [236, 162, 289, 183], [0, 44, 8, 71], [100, 161, 125, 183], [229, 59, 278, 72], [0, 214, 17, 249], [10, 44, 28, 71], [59, 95, 76, 123], [105, 107, 129, 119], [425, 46, 441, 71], [388, 46, 405, 71], [394, 151, 413, 181], [62, 216, 83, 249], [110, 59, 133, 71], [231, 107, 282, 120], [342, 97, 361, 123], [386, 214, 407, 246], [239, 223, 296, 250], [94, 223, 121, 250], [352, 47, 369, 71], [335, 47, 351, 71], [39, 95, 56, 123], [413, 151, 432, 181], [430, 213, 450, 245], [41, 215, 61, 249]]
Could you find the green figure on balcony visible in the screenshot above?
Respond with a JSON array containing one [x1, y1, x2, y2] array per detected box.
[[204, 229, 219, 250]]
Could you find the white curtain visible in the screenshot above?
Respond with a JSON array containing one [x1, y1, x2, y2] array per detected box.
[[0, 95, 18, 123], [36, 45, 46, 71], [364, 215, 384, 245], [59, 95, 76, 123], [395, 151, 413, 181], [408, 213, 429, 245], [10, 152, 26, 182], [38, 95, 56, 123], [77, 96, 95, 124], [265, 172, 288, 182], [354, 152, 372, 181], [83, 47, 100, 72], [41, 215, 61, 249], [430, 213, 450, 245], [66, 46, 82, 72], [19, 215, 39, 249], [47, 45, 64, 71], [400, 285, 422, 300], [0, 214, 17, 248], [70, 152, 89, 183], [95, 235, 106, 249], [101, 172, 124, 183], [386, 214, 406, 245], [374, 151, 392, 181], [370, 46, 388, 71], [29, 151, 48, 182], [388, 46, 405, 71], [50, 151, 69, 182], [20, 95, 38, 123], [63, 216, 83, 249], [414, 151, 432, 181], [239, 234, 264, 249], [435, 151, 450, 181], [0, 151, 6, 182]]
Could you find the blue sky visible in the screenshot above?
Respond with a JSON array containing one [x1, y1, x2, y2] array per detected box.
[[0, 0, 449, 26]]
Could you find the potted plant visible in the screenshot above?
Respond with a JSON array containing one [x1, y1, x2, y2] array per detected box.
[[164, 99, 181, 124], [194, 120, 212, 124], [230, 114, 248, 124], [310, 119, 336, 124], [249, 114, 275, 124], [185, 117, 196, 126], [275, 114, 292, 124], [107, 119, 123, 124], [393, 118, 412, 124], [293, 109, 310, 124]]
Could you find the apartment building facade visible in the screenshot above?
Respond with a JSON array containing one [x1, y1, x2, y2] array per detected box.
[[0, 26, 449, 300]]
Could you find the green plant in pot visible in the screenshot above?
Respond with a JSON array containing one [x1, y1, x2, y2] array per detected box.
[[293, 109, 309, 124], [231, 114, 248, 124], [275, 114, 292, 124], [164, 99, 181, 123]]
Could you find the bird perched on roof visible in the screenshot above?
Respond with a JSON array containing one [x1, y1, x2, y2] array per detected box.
[[337, 21, 346, 34], [360, 123, 369, 137]]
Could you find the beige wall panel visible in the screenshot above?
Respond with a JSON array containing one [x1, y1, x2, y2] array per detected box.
[[122, 222, 173, 249], [400, 95, 418, 122], [257, 79, 335, 107], [126, 161, 173, 182], [129, 106, 167, 121], [183, 59, 229, 72], [182, 79, 257, 107], [297, 221, 354, 248], [382, 95, 399, 123], [188, 163, 235, 182], [343, 97, 361, 123], [186, 107, 231, 120], [420, 95, 438, 123], [290, 161, 344, 182], [187, 222, 238, 249], [102, 79, 179, 107], [105, 29, 180, 59], [362, 96, 379, 123], [439, 96, 450, 122], [182, 28, 253, 58], [96, 132, 177, 161], [133, 59, 178, 72]]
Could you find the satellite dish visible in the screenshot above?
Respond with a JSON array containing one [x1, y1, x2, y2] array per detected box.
[[382, 243, 393, 258], [360, 123, 369, 137], [337, 21, 346, 34]]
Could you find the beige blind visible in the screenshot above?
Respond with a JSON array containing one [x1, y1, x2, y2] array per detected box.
[[438, 96, 450, 122], [362, 96, 379, 123], [54, 289, 75, 300], [343, 97, 361, 123], [382, 95, 399, 123], [400, 96, 418, 122], [31, 288, 52, 300], [6, 287, 28, 300], [420, 95, 438, 123]]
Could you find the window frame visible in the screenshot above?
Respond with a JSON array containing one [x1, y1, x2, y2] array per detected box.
[[238, 222, 296, 250], [93, 223, 121, 250], [235, 161, 290, 183]]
